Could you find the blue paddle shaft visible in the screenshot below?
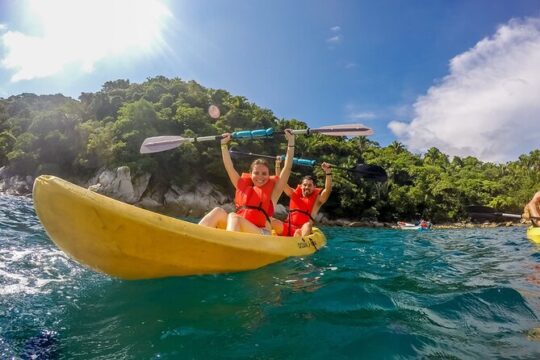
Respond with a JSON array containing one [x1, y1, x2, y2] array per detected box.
[[294, 158, 317, 166], [277, 155, 316, 167]]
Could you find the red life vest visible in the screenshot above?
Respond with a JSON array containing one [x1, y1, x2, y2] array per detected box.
[[285, 186, 321, 228], [234, 173, 277, 228]]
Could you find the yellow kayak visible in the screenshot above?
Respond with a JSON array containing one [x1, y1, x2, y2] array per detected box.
[[527, 226, 540, 244], [32, 175, 326, 280]]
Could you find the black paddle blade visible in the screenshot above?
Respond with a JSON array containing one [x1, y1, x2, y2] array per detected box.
[[350, 164, 388, 182], [466, 205, 496, 214], [465, 205, 525, 220], [467, 212, 499, 220]]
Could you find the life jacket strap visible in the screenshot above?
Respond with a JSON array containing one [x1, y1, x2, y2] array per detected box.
[[236, 204, 271, 225], [289, 209, 315, 223], [283, 209, 316, 236]]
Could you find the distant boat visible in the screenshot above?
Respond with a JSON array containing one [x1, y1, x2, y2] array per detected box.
[[397, 221, 431, 230]]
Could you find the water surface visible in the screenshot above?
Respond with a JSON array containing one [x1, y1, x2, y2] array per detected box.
[[1, 195, 540, 359]]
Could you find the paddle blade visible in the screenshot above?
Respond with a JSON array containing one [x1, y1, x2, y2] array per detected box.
[[315, 124, 374, 137], [466, 205, 524, 220], [465, 205, 496, 214], [468, 212, 500, 220], [140, 136, 190, 154], [350, 164, 388, 182]]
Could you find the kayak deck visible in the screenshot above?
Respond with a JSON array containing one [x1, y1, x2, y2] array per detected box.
[[32, 176, 326, 279]]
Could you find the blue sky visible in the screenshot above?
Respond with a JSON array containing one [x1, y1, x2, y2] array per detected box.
[[1, 0, 539, 162]]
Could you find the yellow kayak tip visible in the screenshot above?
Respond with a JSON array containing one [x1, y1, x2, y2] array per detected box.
[[527, 226, 540, 244]]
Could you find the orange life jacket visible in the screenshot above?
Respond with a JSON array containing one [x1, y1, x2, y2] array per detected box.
[[234, 173, 277, 228], [285, 186, 321, 230]]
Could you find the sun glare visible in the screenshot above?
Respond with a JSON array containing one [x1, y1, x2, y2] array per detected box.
[[1, 0, 172, 81]]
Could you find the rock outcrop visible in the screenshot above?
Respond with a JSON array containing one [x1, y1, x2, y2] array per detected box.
[[162, 183, 233, 217], [87, 166, 233, 217], [0, 166, 33, 196]]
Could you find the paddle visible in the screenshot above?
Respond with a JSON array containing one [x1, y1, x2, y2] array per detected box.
[[228, 149, 388, 182], [466, 205, 540, 220], [140, 124, 373, 154]]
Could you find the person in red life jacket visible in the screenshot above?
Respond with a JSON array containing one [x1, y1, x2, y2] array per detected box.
[[273, 162, 332, 237], [419, 219, 432, 229], [198, 129, 295, 235]]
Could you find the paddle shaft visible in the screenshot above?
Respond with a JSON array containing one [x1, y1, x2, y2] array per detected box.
[[140, 123, 373, 154], [229, 150, 387, 182], [229, 150, 316, 167], [466, 205, 540, 220], [228, 150, 371, 173], [287, 126, 372, 136], [492, 212, 522, 219], [147, 127, 366, 146]]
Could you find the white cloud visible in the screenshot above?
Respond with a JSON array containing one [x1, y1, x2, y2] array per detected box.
[[0, 0, 172, 82], [388, 17, 540, 163], [350, 111, 376, 120], [327, 25, 343, 45], [326, 35, 342, 44]]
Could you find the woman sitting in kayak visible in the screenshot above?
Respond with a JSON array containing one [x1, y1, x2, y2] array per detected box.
[[524, 191, 540, 227], [198, 129, 295, 234]]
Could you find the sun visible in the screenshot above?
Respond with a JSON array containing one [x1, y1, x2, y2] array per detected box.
[[1, 0, 173, 81]]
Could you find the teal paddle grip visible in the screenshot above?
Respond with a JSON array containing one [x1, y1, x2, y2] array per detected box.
[[232, 128, 274, 139], [278, 156, 316, 166], [294, 158, 316, 167]]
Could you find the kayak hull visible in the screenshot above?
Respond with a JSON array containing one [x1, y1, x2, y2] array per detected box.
[[527, 227, 540, 244], [32, 176, 326, 280]]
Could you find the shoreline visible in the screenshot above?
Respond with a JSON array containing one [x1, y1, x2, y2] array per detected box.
[[1, 168, 532, 231], [319, 218, 529, 229], [2, 189, 528, 230]]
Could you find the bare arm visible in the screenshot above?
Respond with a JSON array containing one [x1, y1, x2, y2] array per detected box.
[[283, 183, 294, 197], [272, 129, 295, 200], [276, 156, 294, 195], [318, 162, 333, 204], [530, 191, 540, 206], [527, 191, 540, 226], [220, 134, 240, 187], [272, 156, 294, 204], [274, 156, 281, 176]]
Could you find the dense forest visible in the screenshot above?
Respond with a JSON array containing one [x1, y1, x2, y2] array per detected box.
[[1, 76, 539, 222]]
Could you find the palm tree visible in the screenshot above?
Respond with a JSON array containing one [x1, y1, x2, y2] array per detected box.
[[387, 141, 406, 154]]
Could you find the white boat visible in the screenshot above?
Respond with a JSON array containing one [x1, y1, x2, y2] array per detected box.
[[397, 221, 431, 230], [397, 221, 421, 230]]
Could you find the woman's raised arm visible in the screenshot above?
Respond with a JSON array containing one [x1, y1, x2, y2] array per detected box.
[[220, 133, 240, 187]]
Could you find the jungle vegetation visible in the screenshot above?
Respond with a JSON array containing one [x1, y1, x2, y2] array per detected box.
[[1, 76, 538, 222]]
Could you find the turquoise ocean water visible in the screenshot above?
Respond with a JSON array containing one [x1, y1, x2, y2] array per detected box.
[[2, 194, 540, 359]]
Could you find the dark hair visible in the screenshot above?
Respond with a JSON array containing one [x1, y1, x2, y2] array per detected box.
[[250, 158, 270, 172], [301, 175, 315, 183]]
